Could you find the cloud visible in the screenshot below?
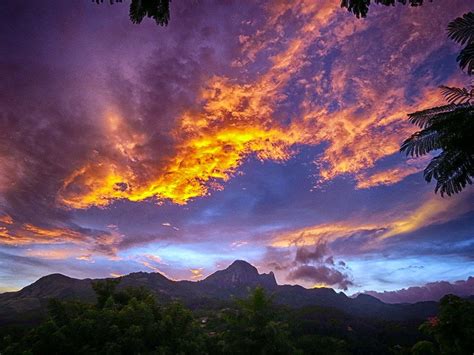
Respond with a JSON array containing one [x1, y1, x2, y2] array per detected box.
[[189, 268, 204, 280], [271, 193, 474, 249], [290, 242, 353, 290], [0, 214, 122, 257], [0, 0, 472, 279], [51, 0, 471, 210], [295, 243, 328, 263], [288, 264, 353, 290], [364, 277, 474, 303], [264, 242, 353, 290]]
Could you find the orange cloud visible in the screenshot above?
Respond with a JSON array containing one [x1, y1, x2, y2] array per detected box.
[[189, 268, 204, 280], [271, 193, 474, 248], [355, 156, 432, 189], [23, 248, 93, 261], [56, 2, 456, 209], [0, 214, 13, 225], [0, 216, 120, 256]]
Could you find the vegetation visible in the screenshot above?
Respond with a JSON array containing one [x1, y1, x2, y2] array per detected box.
[[93, 0, 171, 26], [340, 0, 430, 18], [418, 295, 474, 355], [0, 281, 472, 354], [401, 13, 474, 196], [93, 0, 437, 26]]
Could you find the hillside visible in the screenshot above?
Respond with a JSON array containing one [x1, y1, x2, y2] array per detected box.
[[0, 260, 439, 326]]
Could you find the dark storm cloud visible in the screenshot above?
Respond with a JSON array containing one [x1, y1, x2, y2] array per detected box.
[[264, 242, 353, 290], [365, 277, 474, 303], [288, 264, 353, 290], [291, 243, 353, 290], [295, 243, 328, 263], [262, 246, 294, 271]]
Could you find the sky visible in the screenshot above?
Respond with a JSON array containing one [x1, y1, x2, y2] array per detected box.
[[0, 0, 473, 299]]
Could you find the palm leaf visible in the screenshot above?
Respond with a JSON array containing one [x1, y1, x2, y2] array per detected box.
[[439, 86, 473, 104], [400, 128, 442, 157], [407, 104, 460, 128], [129, 0, 146, 24], [457, 42, 474, 75], [447, 12, 474, 46], [424, 151, 474, 196]]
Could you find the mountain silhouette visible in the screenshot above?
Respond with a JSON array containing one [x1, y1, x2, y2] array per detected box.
[[201, 260, 277, 288], [0, 260, 438, 325]]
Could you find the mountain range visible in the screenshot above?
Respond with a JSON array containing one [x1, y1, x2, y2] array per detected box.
[[0, 260, 439, 325]]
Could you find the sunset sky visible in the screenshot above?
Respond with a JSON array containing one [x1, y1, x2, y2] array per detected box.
[[1, 0, 473, 297]]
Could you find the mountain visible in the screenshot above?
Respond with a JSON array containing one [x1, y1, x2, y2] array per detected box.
[[0, 260, 438, 325], [201, 260, 277, 289]]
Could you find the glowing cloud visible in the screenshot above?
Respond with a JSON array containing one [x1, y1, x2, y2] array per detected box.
[[56, 2, 453, 210], [271, 193, 474, 248], [0, 216, 121, 256]]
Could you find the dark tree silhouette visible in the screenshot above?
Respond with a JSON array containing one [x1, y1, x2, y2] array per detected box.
[[340, 0, 431, 18], [447, 12, 474, 75], [400, 12, 474, 196], [419, 295, 474, 354], [94, 0, 171, 26], [95, 0, 432, 26]]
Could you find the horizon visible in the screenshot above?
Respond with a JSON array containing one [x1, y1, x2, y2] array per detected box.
[[1, 0, 473, 304], [5, 258, 473, 305]]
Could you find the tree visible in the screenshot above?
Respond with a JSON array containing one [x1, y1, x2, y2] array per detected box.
[[0, 280, 207, 354], [94, 0, 171, 26], [96, 0, 432, 26], [221, 287, 297, 354], [411, 340, 437, 355], [400, 13, 474, 196], [419, 295, 474, 355], [340, 0, 431, 19], [91, 278, 120, 308]]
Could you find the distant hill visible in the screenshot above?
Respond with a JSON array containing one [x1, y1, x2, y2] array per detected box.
[[0, 260, 438, 325]]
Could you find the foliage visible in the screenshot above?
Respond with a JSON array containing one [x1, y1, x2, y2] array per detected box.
[[400, 104, 473, 196], [94, 0, 171, 26], [340, 0, 430, 19], [220, 287, 296, 354], [411, 340, 437, 355], [1, 283, 473, 354], [0, 281, 205, 354], [419, 295, 474, 355], [401, 12, 474, 197], [447, 12, 474, 75]]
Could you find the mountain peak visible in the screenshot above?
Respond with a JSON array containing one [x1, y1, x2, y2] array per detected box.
[[226, 260, 258, 273], [202, 260, 277, 288]]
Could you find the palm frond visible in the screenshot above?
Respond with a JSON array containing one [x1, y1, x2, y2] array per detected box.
[[457, 42, 474, 75], [447, 12, 474, 46], [407, 104, 460, 128], [129, 0, 145, 24], [439, 86, 473, 104], [424, 151, 474, 196], [130, 0, 170, 26], [400, 128, 442, 157]]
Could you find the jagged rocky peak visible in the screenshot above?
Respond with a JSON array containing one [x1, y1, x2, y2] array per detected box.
[[202, 260, 277, 288]]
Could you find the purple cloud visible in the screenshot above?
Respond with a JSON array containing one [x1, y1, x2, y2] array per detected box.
[[365, 277, 474, 303], [288, 264, 353, 290]]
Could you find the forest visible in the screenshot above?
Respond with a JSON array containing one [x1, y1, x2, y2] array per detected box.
[[0, 280, 473, 354]]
